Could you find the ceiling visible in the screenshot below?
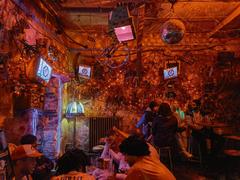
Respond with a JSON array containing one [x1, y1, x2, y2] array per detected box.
[[19, 0, 240, 49], [58, 0, 240, 37]]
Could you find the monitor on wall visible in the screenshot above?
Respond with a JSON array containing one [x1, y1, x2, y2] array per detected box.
[[79, 65, 91, 79], [36, 58, 52, 83], [26, 57, 52, 84], [163, 66, 178, 80]]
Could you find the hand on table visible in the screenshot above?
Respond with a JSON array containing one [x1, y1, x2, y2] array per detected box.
[[97, 171, 115, 180]]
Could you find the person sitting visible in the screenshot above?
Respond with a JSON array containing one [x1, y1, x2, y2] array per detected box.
[[119, 135, 175, 180], [20, 134, 54, 180], [188, 108, 225, 161], [51, 148, 94, 180], [100, 129, 129, 179], [153, 103, 192, 159], [101, 130, 129, 172], [113, 127, 160, 164], [11, 144, 42, 180], [92, 158, 105, 179], [136, 101, 158, 139]]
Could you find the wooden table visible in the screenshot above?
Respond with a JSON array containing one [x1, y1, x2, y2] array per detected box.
[[195, 121, 229, 128], [194, 122, 234, 136], [224, 149, 240, 157], [224, 135, 240, 141]]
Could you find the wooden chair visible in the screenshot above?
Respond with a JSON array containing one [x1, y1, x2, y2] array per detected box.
[[157, 146, 174, 171]]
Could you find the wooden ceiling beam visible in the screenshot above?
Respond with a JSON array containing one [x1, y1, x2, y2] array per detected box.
[[208, 5, 240, 38], [136, 4, 146, 84], [62, 7, 113, 13]]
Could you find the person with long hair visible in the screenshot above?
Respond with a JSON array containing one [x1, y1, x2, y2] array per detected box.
[[153, 103, 178, 148], [153, 103, 192, 159]]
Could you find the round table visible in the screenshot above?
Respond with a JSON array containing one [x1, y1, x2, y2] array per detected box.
[[195, 121, 229, 128], [224, 135, 240, 141]]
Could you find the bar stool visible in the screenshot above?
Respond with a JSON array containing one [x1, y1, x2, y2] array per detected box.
[[221, 136, 240, 179], [157, 146, 173, 171], [223, 149, 240, 179], [187, 136, 203, 165]]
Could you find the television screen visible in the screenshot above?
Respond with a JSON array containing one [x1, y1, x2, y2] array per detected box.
[[114, 25, 134, 42], [163, 67, 178, 79], [36, 58, 52, 83], [79, 65, 91, 79]]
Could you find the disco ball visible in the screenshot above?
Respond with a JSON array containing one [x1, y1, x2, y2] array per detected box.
[[161, 19, 185, 44]]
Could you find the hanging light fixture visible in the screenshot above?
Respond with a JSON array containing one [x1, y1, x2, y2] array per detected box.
[[65, 101, 84, 148], [65, 101, 84, 118], [109, 4, 136, 43]]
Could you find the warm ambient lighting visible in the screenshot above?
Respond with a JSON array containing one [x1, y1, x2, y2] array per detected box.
[[65, 101, 84, 117]]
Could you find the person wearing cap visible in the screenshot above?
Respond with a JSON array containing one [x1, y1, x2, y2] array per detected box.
[[20, 134, 54, 180], [119, 135, 176, 180], [136, 101, 158, 139], [11, 144, 42, 180]]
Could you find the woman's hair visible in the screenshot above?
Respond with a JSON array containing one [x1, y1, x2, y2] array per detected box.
[[119, 135, 150, 156], [56, 148, 90, 175], [158, 103, 172, 117], [20, 134, 37, 145]]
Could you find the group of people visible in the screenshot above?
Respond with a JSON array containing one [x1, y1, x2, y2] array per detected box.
[[9, 131, 176, 180], [93, 128, 176, 180], [7, 101, 191, 180], [9, 134, 53, 180], [9, 134, 94, 180], [137, 100, 225, 162], [8, 100, 224, 180]]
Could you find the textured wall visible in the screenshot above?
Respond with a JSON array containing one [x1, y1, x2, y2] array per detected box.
[[64, 37, 240, 131], [37, 77, 62, 160]]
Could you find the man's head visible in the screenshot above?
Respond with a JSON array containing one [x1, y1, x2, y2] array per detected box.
[[119, 135, 150, 166], [11, 145, 42, 175], [56, 148, 90, 175], [158, 103, 172, 117], [149, 101, 158, 111], [20, 134, 38, 148]]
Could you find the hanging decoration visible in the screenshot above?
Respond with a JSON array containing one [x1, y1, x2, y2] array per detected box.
[[48, 45, 59, 61], [95, 42, 130, 69], [160, 19, 185, 44]]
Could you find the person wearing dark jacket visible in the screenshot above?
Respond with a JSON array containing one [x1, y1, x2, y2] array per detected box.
[[20, 134, 54, 180], [152, 103, 192, 159], [152, 103, 178, 147], [136, 101, 157, 139]]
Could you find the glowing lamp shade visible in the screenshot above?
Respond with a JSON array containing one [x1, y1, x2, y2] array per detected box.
[[114, 25, 134, 42], [65, 101, 84, 117]]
